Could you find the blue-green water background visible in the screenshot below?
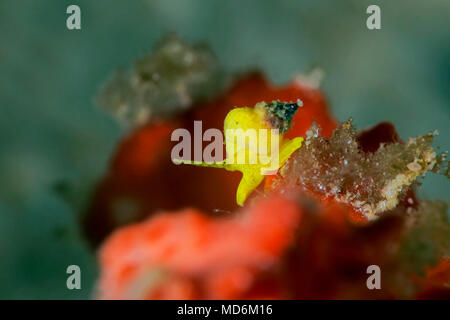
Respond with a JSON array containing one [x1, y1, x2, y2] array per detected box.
[[0, 0, 448, 298]]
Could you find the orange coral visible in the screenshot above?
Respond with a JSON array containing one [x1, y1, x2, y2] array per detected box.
[[98, 195, 302, 299], [97, 190, 437, 299]]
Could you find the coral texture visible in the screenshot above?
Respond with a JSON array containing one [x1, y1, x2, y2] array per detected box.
[[93, 64, 448, 299]]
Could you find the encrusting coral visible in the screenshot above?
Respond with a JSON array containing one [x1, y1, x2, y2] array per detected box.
[[94, 84, 449, 299], [279, 119, 440, 220], [90, 37, 449, 299]]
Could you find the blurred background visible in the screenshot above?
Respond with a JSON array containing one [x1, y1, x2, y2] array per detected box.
[[0, 0, 448, 299]]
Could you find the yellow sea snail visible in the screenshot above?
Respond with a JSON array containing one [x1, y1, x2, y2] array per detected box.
[[174, 100, 304, 206]]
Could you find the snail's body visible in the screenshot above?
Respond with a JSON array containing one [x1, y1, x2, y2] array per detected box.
[[175, 100, 304, 206]]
